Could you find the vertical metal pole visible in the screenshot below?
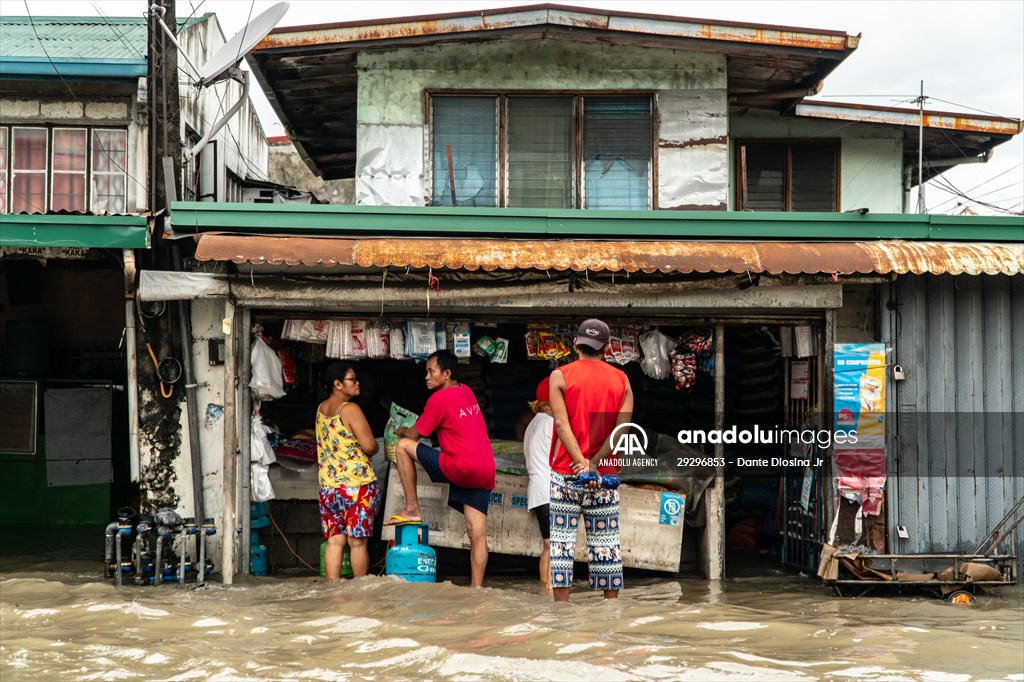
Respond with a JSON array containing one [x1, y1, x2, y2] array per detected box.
[[221, 300, 237, 584], [823, 310, 837, 545], [706, 324, 726, 580], [916, 80, 926, 214], [239, 307, 252, 575]]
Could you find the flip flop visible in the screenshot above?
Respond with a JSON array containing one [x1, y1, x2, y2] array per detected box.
[[384, 514, 422, 526]]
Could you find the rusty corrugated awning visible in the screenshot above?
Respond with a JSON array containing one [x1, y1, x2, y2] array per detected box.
[[193, 236, 1024, 276]]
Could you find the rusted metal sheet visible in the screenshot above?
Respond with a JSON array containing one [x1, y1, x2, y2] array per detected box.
[[796, 101, 1023, 135], [194, 235, 1024, 276], [257, 5, 855, 53]]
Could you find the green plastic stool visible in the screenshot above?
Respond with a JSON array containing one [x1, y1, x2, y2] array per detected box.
[[319, 542, 354, 578]]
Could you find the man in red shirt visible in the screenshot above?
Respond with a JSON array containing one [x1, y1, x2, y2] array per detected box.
[[548, 319, 633, 602], [390, 350, 496, 586]]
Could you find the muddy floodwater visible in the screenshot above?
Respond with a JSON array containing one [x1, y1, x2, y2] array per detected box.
[[2, 528, 1022, 681]]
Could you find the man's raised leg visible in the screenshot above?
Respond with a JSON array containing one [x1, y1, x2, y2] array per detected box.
[[464, 505, 488, 587], [391, 438, 423, 522]]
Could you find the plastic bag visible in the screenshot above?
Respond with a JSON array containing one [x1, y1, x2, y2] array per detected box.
[[250, 336, 286, 400], [383, 402, 419, 463], [251, 414, 277, 466], [251, 461, 276, 502], [639, 330, 676, 380]]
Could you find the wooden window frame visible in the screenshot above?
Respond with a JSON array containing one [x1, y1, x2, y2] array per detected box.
[[736, 139, 842, 212], [427, 90, 656, 209]]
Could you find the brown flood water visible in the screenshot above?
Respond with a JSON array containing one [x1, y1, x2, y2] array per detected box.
[[2, 526, 1022, 681]]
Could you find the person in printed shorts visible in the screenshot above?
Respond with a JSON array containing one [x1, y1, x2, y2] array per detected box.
[[548, 319, 633, 602], [390, 350, 496, 587], [316, 362, 380, 579]]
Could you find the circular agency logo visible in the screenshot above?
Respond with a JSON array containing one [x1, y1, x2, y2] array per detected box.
[[610, 422, 648, 457]]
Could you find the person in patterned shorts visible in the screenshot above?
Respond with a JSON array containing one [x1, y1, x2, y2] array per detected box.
[[547, 319, 633, 602]]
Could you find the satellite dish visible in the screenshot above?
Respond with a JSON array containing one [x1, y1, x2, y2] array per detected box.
[[198, 2, 290, 86]]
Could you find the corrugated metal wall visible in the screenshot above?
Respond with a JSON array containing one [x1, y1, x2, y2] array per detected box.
[[882, 274, 1024, 573]]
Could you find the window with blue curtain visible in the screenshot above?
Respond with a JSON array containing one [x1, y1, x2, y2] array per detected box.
[[431, 96, 498, 207], [583, 98, 651, 210]]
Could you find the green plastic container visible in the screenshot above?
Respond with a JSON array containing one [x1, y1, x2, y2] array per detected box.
[[319, 541, 354, 578]]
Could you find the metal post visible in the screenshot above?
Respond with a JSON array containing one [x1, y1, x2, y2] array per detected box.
[[703, 324, 726, 580], [916, 80, 926, 213], [221, 299, 238, 584], [239, 308, 253, 575]]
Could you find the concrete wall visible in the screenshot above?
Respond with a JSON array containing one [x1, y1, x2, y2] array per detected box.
[[268, 141, 355, 204], [836, 283, 878, 343], [355, 39, 728, 208], [729, 117, 905, 213]]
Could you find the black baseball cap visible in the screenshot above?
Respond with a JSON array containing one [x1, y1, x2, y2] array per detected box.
[[575, 318, 610, 350]]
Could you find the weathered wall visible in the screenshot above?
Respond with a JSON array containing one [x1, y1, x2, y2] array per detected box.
[[836, 283, 878, 343], [355, 39, 728, 208], [268, 141, 355, 203], [728, 116, 905, 213]]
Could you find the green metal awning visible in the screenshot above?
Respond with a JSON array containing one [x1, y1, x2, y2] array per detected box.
[[169, 202, 1024, 243], [0, 213, 150, 249]]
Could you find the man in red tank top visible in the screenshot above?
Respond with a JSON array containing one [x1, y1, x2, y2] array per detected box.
[[548, 319, 633, 602]]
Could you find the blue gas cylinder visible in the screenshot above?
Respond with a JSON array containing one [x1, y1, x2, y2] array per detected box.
[[385, 523, 436, 582]]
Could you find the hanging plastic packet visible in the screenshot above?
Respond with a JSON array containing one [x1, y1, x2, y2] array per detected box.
[[366, 321, 390, 359], [492, 337, 509, 364], [389, 325, 408, 360], [681, 328, 713, 354], [348, 320, 368, 359], [453, 322, 472, 358], [474, 335, 496, 358], [408, 320, 437, 359], [434, 321, 447, 352], [639, 329, 675, 380], [670, 349, 698, 389]]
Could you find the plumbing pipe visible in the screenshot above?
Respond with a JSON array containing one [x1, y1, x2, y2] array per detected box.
[[154, 528, 167, 585], [122, 250, 141, 482], [199, 518, 216, 585], [182, 518, 197, 585], [104, 522, 119, 577]]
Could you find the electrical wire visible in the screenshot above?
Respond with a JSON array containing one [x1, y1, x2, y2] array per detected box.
[[267, 506, 319, 573]]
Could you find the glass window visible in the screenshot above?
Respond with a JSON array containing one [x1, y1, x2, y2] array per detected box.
[[583, 97, 651, 210], [51, 128, 87, 212], [507, 97, 574, 208], [91, 129, 128, 213], [12, 128, 48, 213], [738, 141, 838, 212], [430, 94, 653, 210], [431, 97, 498, 207]]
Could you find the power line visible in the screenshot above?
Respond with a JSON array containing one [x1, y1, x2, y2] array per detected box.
[[22, 1, 77, 100]]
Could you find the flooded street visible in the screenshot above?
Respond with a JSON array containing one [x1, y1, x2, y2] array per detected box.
[[2, 528, 1022, 681]]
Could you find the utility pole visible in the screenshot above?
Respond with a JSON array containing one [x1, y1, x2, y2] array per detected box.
[[916, 80, 926, 214], [149, 0, 181, 215]]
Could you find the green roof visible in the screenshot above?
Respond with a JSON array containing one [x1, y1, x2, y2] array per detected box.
[[0, 14, 210, 78], [168, 203, 1024, 243]]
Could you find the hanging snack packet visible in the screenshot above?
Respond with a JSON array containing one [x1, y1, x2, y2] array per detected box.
[[474, 335, 496, 358], [492, 337, 509, 364]]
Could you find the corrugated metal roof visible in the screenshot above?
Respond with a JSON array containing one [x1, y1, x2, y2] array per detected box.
[[193, 236, 1024, 276], [0, 14, 208, 61]]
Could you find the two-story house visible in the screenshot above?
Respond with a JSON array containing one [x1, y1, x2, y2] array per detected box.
[[134, 5, 1022, 584], [0, 12, 270, 528]]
